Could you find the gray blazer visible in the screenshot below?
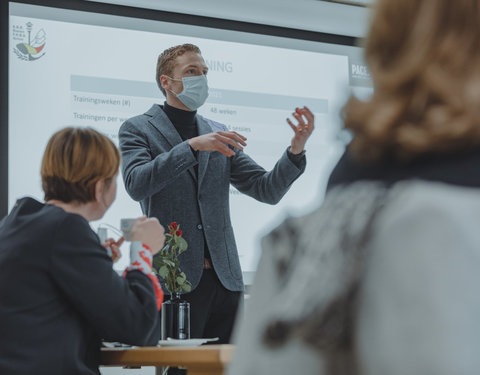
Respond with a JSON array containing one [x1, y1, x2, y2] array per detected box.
[[119, 104, 305, 292]]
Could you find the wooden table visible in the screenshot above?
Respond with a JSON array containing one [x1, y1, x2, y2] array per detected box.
[[100, 344, 234, 375]]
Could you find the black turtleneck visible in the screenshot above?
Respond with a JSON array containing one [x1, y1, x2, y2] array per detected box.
[[163, 101, 199, 175], [163, 102, 198, 141]]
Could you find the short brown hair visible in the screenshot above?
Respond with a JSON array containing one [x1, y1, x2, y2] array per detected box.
[[343, 0, 480, 162], [41, 127, 120, 203], [156, 43, 201, 96]]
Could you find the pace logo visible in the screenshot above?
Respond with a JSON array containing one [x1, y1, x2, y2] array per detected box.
[[351, 63, 370, 79], [13, 22, 46, 61]]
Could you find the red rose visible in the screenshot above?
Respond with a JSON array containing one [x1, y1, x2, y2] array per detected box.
[[175, 230, 182, 237], [169, 222, 178, 232]]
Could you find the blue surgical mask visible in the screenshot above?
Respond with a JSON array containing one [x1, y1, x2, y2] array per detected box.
[[167, 75, 209, 110]]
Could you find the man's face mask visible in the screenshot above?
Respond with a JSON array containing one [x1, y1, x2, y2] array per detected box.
[[167, 74, 209, 111]]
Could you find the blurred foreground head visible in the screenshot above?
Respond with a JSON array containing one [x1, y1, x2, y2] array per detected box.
[[344, 0, 480, 162]]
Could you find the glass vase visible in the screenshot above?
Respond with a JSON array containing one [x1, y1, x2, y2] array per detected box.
[[161, 292, 190, 340]]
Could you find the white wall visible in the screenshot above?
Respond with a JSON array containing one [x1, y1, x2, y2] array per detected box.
[[86, 0, 370, 38]]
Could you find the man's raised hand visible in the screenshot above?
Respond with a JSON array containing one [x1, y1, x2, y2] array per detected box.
[[287, 106, 315, 154]]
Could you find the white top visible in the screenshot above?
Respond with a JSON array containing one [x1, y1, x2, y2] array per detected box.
[[228, 180, 480, 375], [357, 181, 480, 375]]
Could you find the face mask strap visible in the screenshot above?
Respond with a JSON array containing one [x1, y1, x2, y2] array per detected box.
[[167, 88, 179, 97], [165, 75, 182, 82], [164, 75, 182, 96]]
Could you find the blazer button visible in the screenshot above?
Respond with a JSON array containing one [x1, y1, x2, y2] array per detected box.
[[197, 224, 203, 230]]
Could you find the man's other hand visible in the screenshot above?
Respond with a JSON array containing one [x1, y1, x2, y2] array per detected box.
[[189, 131, 247, 157]]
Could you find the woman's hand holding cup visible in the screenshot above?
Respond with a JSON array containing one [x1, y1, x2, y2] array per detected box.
[[125, 216, 165, 254]]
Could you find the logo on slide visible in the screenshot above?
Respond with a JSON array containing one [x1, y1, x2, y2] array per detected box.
[[12, 22, 46, 61]]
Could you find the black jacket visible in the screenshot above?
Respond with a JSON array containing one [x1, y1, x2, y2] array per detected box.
[[0, 198, 160, 374]]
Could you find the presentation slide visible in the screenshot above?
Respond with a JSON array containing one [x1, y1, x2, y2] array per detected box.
[[8, 2, 371, 277]]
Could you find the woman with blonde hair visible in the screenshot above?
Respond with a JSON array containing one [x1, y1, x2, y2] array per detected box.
[[228, 1, 480, 374], [0, 127, 165, 374]]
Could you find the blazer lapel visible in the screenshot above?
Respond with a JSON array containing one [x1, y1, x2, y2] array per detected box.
[[146, 105, 197, 182], [196, 115, 213, 188], [146, 105, 183, 148]]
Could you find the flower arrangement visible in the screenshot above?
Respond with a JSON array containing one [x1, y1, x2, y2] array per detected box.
[[153, 222, 192, 294]]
